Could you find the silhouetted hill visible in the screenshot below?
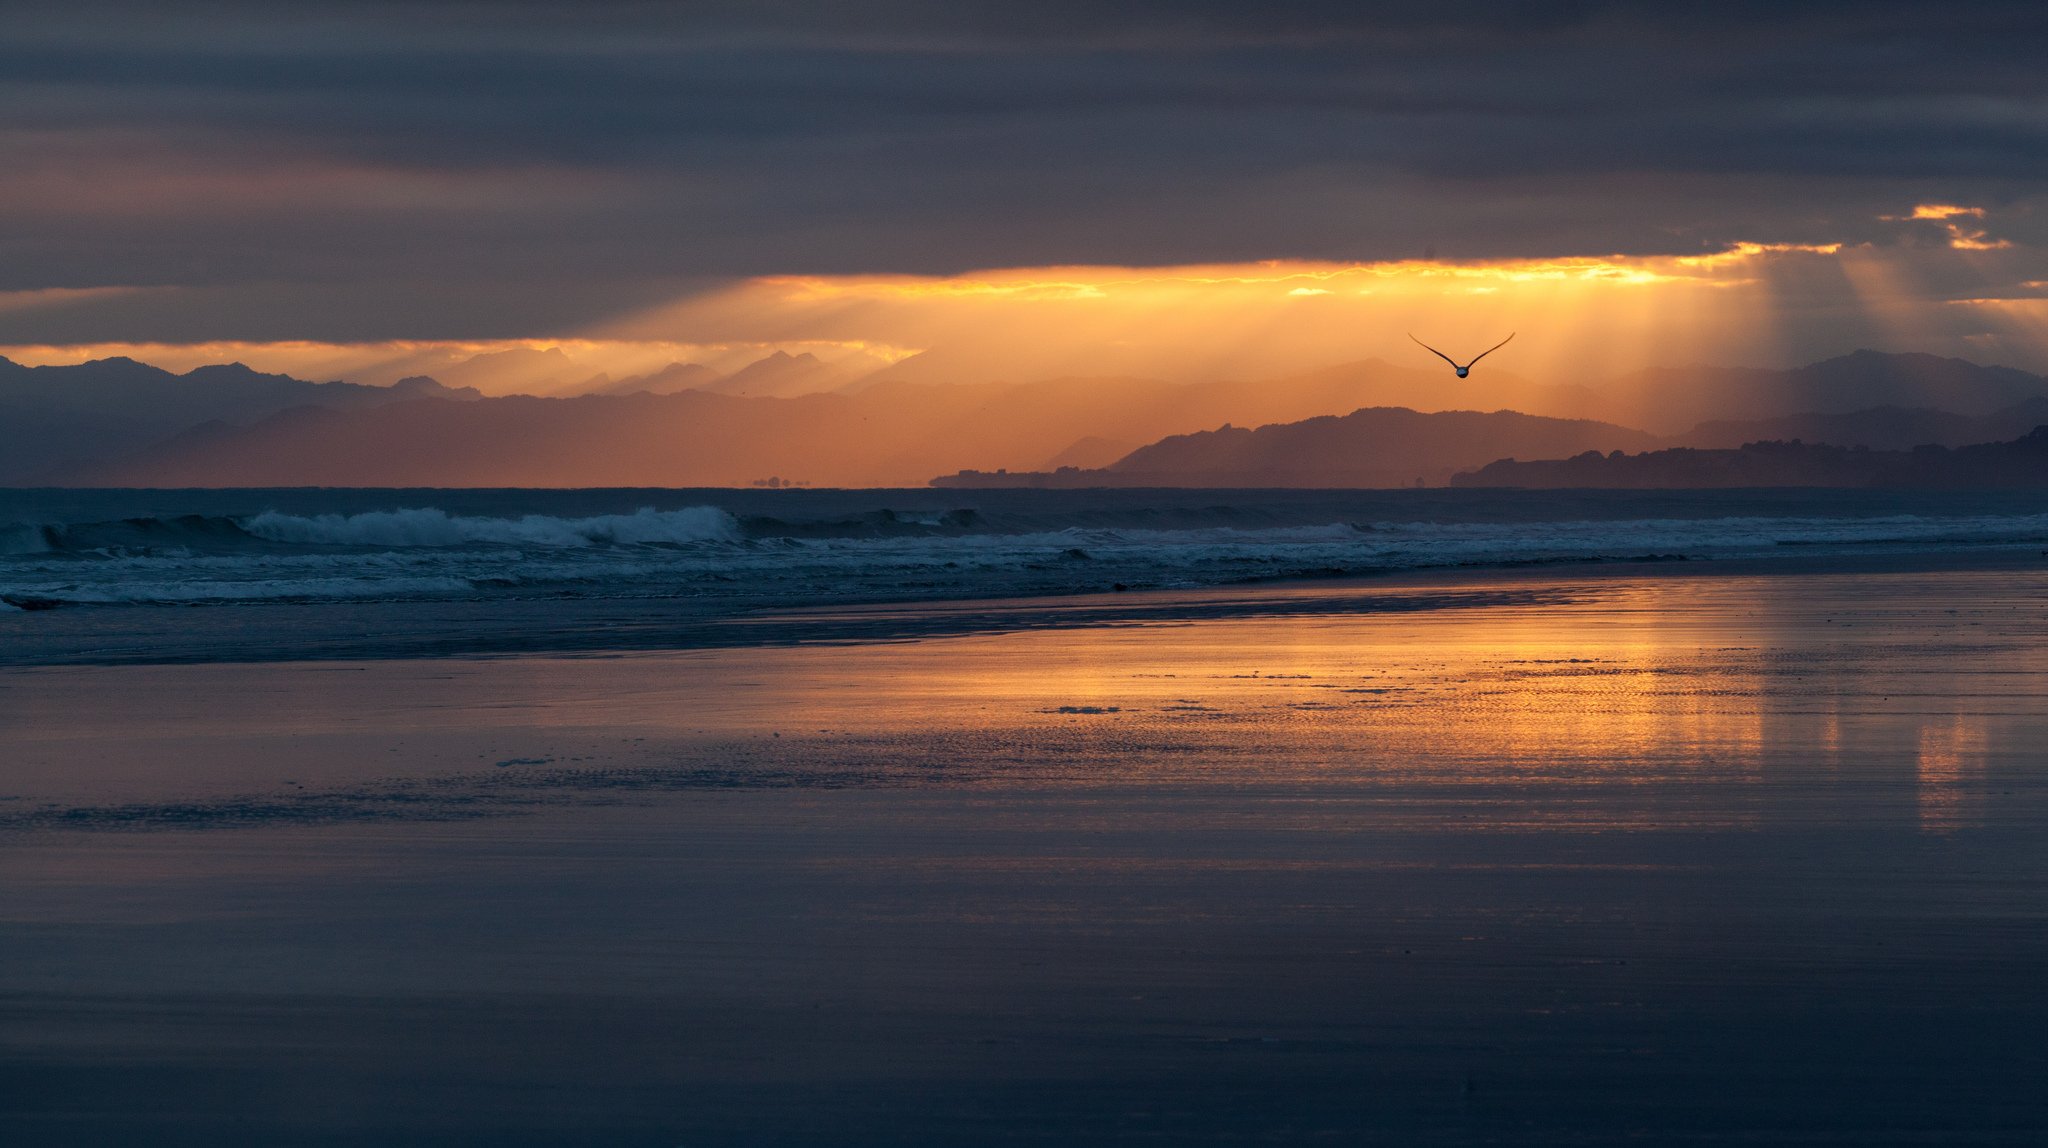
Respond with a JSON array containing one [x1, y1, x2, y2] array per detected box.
[[1590, 351, 2048, 433], [705, 351, 850, 398], [426, 347, 585, 395], [1675, 397, 2048, 450], [934, 407, 1659, 488], [1040, 435, 1139, 470], [873, 350, 2048, 434], [68, 359, 1612, 487], [0, 357, 480, 482], [596, 361, 724, 395], [842, 348, 958, 390], [39, 349, 2048, 490], [1454, 427, 2048, 488]]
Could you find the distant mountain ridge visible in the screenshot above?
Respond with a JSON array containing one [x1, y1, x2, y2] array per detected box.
[[935, 408, 1660, 488], [0, 357, 480, 482], [593, 362, 723, 396], [706, 351, 850, 398], [1580, 350, 2048, 433], [1453, 427, 2048, 488], [18, 348, 2048, 489], [933, 375, 2048, 490], [56, 359, 1566, 487], [1674, 397, 2048, 450]]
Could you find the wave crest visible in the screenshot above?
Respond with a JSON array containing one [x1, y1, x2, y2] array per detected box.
[[239, 506, 740, 548], [0, 524, 52, 557]]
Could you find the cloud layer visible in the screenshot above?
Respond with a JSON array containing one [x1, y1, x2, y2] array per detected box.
[[3, 2, 2046, 352]]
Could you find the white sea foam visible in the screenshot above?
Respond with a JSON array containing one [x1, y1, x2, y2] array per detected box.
[[11, 575, 481, 605], [239, 506, 740, 548], [9, 493, 2048, 612]]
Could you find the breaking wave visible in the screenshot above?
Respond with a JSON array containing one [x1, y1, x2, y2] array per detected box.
[[0, 505, 740, 557], [240, 506, 740, 548], [5, 489, 2048, 611]]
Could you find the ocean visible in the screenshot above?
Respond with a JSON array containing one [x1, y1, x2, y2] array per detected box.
[[9, 487, 2048, 1143], [8, 487, 2048, 619]]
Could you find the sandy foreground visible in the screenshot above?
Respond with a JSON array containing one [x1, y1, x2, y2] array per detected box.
[[4, 561, 2048, 1145]]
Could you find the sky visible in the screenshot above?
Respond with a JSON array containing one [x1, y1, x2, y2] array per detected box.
[[4, 1, 2048, 384]]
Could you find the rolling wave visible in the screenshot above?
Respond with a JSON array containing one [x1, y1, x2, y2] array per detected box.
[[241, 506, 740, 548], [5, 491, 2047, 610], [1, 506, 740, 557]]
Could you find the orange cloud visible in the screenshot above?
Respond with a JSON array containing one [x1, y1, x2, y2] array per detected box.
[[1905, 204, 1987, 221], [1671, 242, 1843, 270], [9, 235, 2045, 390], [586, 245, 1876, 387], [1881, 203, 2012, 250]]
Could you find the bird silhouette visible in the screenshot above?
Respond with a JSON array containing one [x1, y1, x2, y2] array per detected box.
[[1409, 332, 1514, 378]]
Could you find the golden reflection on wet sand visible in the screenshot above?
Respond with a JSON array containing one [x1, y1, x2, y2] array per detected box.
[[1918, 714, 1992, 833], [5, 564, 2048, 1144], [3, 565, 2044, 833]]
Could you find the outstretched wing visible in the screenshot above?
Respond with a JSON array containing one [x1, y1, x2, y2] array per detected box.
[[1408, 333, 1461, 370], [1463, 332, 1515, 369]]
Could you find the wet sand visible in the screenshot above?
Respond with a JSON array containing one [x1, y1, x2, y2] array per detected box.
[[5, 562, 2048, 1144]]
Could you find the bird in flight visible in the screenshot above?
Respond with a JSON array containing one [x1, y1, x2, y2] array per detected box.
[[1410, 332, 1514, 378]]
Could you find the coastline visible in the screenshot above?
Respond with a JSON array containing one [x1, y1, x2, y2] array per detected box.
[[6, 554, 2048, 1144], [4, 539, 2046, 668]]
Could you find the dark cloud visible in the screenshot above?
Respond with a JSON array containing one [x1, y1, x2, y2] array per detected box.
[[3, 1, 2046, 339]]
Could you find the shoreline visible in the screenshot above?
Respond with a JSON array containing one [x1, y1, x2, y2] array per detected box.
[[5, 541, 2046, 669], [7, 554, 2048, 1144]]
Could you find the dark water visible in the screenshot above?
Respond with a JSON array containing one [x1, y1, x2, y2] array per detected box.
[[3, 563, 2048, 1144], [6, 486, 2048, 667]]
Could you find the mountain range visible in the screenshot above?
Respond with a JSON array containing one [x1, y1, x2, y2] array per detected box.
[[1454, 428, 2048, 489], [936, 408, 1663, 488], [11, 349, 2048, 488], [944, 393, 2048, 489], [0, 358, 479, 482]]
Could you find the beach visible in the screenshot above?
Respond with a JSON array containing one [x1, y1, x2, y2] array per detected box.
[[6, 557, 2048, 1144], [17, 4, 2048, 1143]]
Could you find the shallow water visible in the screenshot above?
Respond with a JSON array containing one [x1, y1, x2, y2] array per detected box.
[[4, 563, 2048, 1144]]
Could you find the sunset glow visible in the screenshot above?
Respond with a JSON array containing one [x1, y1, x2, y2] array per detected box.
[[12, 7, 2048, 1144], [13, 214, 2044, 394]]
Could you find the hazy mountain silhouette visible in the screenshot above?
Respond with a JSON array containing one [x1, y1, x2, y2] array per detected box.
[[0, 357, 480, 482], [594, 361, 724, 396], [62, 391, 901, 487], [843, 348, 950, 391], [34, 349, 2048, 489], [389, 375, 478, 398], [1161, 352, 2048, 435], [1585, 351, 2048, 433], [1455, 427, 2048, 488], [428, 347, 586, 395], [935, 408, 1659, 488], [705, 351, 851, 398], [1674, 397, 2048, 450], [1252, 359, 1603, 421], [1234, 352, 2048, 433], [1040, 436, 1140, 470], [934, 394, 2048, 490], [61, 359, 1575, 487]]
